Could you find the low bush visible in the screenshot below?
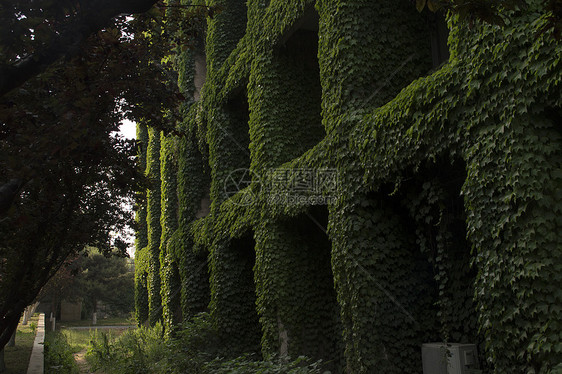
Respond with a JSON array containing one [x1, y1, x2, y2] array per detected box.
[[206, 355, 325, 374], [86, 313, 326, 374], [44, 332, 79, 374], [87, 323, 169, 374]]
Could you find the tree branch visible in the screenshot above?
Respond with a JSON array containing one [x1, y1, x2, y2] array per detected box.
[[0, 0, 159, 98], [0, 179, 25, 215]]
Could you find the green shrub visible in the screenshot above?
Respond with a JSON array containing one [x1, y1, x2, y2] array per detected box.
[[87, 323, 166, 374], [86, 314, 216, 373], [44, 332, 79, 374], [205, 355, 326, 374], [29, 322, 37, 335], [86, 313, 324, 374]]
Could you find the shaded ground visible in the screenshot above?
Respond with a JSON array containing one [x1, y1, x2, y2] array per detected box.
[[3, 314, 39, 374], [66, 325, 133, 374], [73, 348, 104, 374], [73, 348, 89, 373]]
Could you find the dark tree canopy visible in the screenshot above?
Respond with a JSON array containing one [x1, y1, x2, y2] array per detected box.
[[0, 0, 159, 98], [0, 0, 184, 352]]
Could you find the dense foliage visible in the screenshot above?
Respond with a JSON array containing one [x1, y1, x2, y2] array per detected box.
[[0, 0, 190, 351], [77, 252, 135, 317], [44, 332, 79, 374], [134, 122, 151, 326], [39, 249, 134, 320], [0, 0, 160, 98], [87, 314, 324, 374], [137, 0, 561, 373], [134, 0, 213, 329]]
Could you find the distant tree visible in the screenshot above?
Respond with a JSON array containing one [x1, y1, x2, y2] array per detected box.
[[39, 249, 134, 321], [75, 251, 135, 320], [35, 256, 82, 318]]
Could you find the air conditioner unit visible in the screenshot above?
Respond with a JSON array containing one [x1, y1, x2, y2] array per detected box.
[[422, 343, 481, 374]]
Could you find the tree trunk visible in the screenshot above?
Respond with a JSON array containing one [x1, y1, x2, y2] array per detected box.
[[6, 331, 15, 348], [0, 308, 22, 353], [92, 298, 97, 325], [48, 309, 55, 331], [22, 308, 29, 325], [0, 348, 5, 373]]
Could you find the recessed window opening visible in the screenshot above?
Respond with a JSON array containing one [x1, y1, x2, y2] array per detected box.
[[428, 12, 450, 68], [279, 6, 319, 46], [278, 206, 342, 370], [225, 89, 251, 170], [194, 36, 207, 101], [228, 231, 261, 353], [272, 6, 324, 164], [195, 187, 211, 218], [401, 158, 479, 344]]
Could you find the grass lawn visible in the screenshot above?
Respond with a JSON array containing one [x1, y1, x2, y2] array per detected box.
[[56, 316, 136, 353], [58, 316, 135, 328], [3, 314, 40, 374], [57, 317, 136, 353], [44, 325, 133, 373], [60, 328, 131, 353]]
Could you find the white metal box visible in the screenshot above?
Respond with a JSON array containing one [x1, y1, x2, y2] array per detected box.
[[422, 343, 481, 374]]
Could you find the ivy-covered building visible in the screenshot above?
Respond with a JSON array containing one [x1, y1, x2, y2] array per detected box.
[[134, 0, 561, 373]]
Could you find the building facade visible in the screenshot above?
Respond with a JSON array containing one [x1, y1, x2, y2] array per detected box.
[[135, 1, 562, 373]]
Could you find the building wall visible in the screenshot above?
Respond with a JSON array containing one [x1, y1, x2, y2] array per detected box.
[[137, 0, 562, 372], [59, 301, 81, 322]]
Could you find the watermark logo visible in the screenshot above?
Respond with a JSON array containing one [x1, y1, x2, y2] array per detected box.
[[266, 168, 339, 206], [223, 168, 261, 206]]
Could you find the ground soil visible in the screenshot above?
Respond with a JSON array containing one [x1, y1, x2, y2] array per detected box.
[[73, 348, 90, 373]]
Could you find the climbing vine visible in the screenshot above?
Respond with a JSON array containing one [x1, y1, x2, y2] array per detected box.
[[159, 132, 182, 331], [135, 0, 562, 372], [134, 122, 150, 326], [175, 127, 211, 321], [146, 126, 163, 327]]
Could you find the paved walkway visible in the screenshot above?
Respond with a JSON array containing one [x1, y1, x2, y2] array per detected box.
[[26, 313, 45, 374]]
